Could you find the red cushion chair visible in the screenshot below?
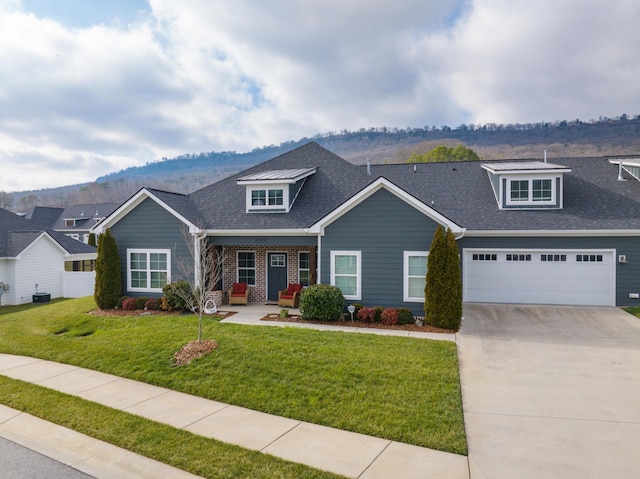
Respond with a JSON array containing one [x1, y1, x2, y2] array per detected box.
[[228, 282, 250, 305], [278, 283, 303, 308]]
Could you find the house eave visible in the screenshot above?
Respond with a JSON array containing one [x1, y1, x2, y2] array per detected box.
[[464, 229, 640, 237], [205, 229, 318, 237]]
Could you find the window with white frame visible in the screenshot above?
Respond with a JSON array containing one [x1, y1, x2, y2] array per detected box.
[[507, 177, 555, 205], [127, 249, 170, 292], [249, 187, 285, 210], [331, 251, 361, 300], [237, 251, 256, 285], [404, 252, 428, 302], [299, 251, 310, 286]]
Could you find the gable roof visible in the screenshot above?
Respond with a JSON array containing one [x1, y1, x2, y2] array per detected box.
[[190, 142, 372, 231], [374, 157, 640, 233], [0, 207, 96, 257], [94, 142, 640, 237], [92, 187, 204, 234], [52, 203, 120, 231]]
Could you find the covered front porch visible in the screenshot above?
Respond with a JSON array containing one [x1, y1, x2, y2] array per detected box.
[[211, 241, 318, 305]]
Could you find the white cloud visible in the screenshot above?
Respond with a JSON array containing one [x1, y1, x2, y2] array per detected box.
[[0, 0, 639, 191]]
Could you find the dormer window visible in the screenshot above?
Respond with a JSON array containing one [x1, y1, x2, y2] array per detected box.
[[482, 161, 570, 210], [238, 167, 317, 213], [250, 188, 285, 208], [65, 219, 76, 227]]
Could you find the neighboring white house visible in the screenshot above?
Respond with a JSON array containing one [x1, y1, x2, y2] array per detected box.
[[0, 207, 97, 306]]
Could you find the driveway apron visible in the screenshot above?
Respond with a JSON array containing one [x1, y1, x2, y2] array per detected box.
[[458, 304, 640, 479]]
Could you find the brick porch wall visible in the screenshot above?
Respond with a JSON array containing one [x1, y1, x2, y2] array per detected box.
[[222, 246, 310, 303]]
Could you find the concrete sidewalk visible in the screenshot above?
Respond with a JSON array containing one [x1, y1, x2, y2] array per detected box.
[[0, 308, 467, 479]]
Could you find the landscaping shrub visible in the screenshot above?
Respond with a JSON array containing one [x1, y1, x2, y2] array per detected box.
[[121, 298, 138, 311], [357, 307, 376, 322], [135, 297, 149, 310], [381, 308, 398, 326], [162, 281, 193, 312], [144, 298, 158, 310], [159, 297, 171, 311], [299, 284, 344, 321], [373, 306, 385, 323], [425, 225, 462, 330], [117, 296, 129, 309], [397, 308, 414, 325], [94, 228, 122, 309]]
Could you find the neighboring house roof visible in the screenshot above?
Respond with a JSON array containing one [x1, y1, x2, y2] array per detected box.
[[93, 142, 640, 235], [23, 206, 65, 228], [0, 207, 96, 257], [52, 203, 120, 232]]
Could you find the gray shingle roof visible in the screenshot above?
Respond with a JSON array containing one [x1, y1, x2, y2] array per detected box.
[[374, 156, 640, 231], [23, 206, 64, 228], [52, 203, 120, 232], [190, 142, 372, 229], [0, 207, 95, 257], [125, 142, 640, 234]]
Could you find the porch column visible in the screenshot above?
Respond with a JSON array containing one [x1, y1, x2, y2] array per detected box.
[[309, 246, 317, 285]]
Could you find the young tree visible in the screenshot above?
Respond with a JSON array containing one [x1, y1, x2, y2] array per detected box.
[[94, 229, 122, 309], [424, 225, 462, 330], [169, 228, 225, 342], [87, 233, 97, 247]]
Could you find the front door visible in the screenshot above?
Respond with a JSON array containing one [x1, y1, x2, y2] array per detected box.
[[267, 252, 288, 302]]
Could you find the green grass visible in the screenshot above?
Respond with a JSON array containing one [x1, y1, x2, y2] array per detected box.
[[0, 376, 343, 479], [0, 297, 467, 455]]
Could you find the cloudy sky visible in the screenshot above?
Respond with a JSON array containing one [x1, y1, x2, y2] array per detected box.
[[1, 0, 639, 191]]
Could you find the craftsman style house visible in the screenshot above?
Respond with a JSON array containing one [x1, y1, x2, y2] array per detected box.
[[92, 142, 640, 314]]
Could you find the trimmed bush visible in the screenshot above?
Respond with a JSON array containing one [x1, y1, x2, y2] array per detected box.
[[144, 298, 158, 310], [381, 308, 398, 326], [94, 228, 122, 309], [117, 296, 128, 309], [397, 308, 414, 325], [425, 225, 462, 330], [373, 306, 385, 323], [357, 307, 376, 323], [122, 298, 138, 311], [135, 297, 149, 310], [162, 281, 193, 312], [299, 284, 345, 321]]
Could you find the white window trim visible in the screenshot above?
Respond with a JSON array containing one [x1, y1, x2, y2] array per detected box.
[[330, 250, 361, 300], [404, 251, 428, 302], [505, 175, 557, 206], [246, 184, 289, 212], [127, 248, 171, 293], [298, 251, 311, 286], [237, 250, 257, 286]]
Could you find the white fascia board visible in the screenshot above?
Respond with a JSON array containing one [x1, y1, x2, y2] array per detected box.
[[307, 177, 465, 235], [91, 189, 199, 235], [205, 229, 317, 237], [65, 252, 98, 261], [465, 229, 640, 237]]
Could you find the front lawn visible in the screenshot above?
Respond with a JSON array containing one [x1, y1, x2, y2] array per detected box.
[[0, 297, 466, 455]]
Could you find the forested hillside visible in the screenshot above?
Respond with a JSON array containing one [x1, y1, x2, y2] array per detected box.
[[7, 114, 640, 212]]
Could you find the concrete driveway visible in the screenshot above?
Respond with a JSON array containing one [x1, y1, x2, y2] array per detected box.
[[458, 304, 640, 479]]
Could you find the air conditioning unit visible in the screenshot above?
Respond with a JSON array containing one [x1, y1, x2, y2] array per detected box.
[[619, 255, 628, 263]]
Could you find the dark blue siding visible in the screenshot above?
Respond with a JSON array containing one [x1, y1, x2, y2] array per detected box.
[[320, 188, 440, 315], [459, 235, 640, 306], [110, 198, 191, 297]]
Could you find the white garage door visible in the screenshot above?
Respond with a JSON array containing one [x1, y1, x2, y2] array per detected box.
[[463, 249, 615, 306]]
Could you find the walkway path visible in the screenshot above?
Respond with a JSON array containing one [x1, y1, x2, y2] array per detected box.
[[0, 305, 467, 479]]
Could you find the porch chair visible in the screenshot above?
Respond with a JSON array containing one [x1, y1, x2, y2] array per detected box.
[[228, 282, 250, 305], [278, 283, 303, 308]]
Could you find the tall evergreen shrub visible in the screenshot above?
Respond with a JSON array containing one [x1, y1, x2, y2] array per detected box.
[[424, 225, 462, 330], [87, 233, 97, 247], [94, 228, 122, 309]]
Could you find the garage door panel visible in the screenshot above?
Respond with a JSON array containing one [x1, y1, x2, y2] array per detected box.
[[463, 250, 614, 306]]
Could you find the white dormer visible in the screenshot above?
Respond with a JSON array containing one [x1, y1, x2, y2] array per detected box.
[[237, 167, 317, 213], [482, 161, 571, 210]]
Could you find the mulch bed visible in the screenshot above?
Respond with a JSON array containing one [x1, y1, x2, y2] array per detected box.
[[260, 314, 455, 334]]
